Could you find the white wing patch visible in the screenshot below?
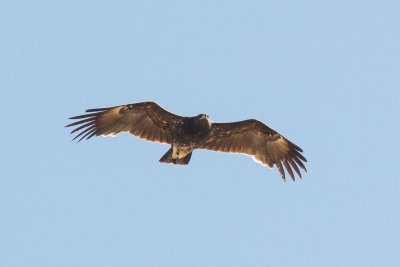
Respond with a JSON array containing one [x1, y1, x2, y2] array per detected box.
[[251, 155, 273, 168], [101, 133, 117, 137]]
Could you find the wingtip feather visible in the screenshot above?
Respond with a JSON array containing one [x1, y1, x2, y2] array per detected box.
[[86, 107, 110, 112]]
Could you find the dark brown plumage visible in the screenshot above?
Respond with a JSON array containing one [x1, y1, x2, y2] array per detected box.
[[66, 101, 307, 181]]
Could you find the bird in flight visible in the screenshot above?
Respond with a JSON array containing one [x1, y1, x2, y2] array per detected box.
[[66, 101, 307, 181]]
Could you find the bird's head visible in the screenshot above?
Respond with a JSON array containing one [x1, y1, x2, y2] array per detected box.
[[196, 114, 212, 128], [200, 114, 209, 120]]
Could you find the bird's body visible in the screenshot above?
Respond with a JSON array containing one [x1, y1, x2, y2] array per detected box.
[[159, 114, 211, 164], [66, 101, 307, 181]]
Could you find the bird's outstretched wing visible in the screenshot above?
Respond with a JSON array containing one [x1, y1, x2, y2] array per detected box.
[[201, 119, 307, 181], [66, 102, 184, 144]]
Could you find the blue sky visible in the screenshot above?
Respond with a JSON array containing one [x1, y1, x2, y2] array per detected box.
[[1, 0, 399, 266]]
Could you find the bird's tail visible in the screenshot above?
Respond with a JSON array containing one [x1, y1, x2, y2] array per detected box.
[[159, 148, 192, 165]]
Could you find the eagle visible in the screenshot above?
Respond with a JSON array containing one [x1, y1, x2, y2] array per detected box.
[[66, 101, 307, 181]]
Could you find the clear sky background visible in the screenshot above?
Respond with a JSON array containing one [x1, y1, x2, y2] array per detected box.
[[1, 1, 399, 266]]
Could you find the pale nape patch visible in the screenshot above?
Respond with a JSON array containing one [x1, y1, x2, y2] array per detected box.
[[206, 116, 213, 128]]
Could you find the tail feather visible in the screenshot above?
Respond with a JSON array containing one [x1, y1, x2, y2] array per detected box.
[[159, 148, 192, 165]]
